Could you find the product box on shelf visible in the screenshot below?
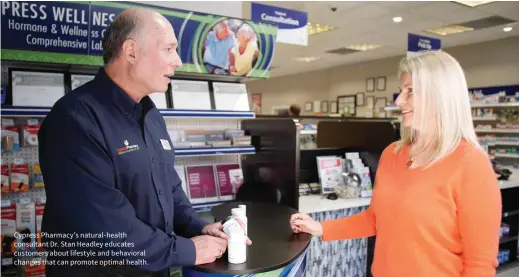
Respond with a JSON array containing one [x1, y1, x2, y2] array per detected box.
[[33, 163, 44, 188], [1, 162, 9, 193], [215, 164, 243, 201], [35, 202, 45, 252], [10, 159, 29, 193], [1, 119, 21, 152], [16, 201, 36, 252], [1, 202, 17, 256], [186, 165, 219, 204], [22, 119, 40, 147]]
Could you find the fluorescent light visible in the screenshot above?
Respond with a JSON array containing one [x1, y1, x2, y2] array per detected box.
[[425, 25, 474, 36], [345, 43, 383, 51], [307, 22, 336, 36], [292, 56, 321, 62], [393, 17, 403, 23], [454, 1, 495, 7], [503, 26, 513, 32]]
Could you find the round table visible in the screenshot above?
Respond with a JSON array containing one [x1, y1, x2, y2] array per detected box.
[[183, 201, 311, 277]]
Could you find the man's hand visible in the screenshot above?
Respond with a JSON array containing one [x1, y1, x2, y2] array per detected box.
[[202, 222, 228, 240], [202, 221, 252, 245], [191, 235, 227, 265]]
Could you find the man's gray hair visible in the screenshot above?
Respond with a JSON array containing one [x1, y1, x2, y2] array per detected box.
[[102, 12, 143, 64], [214, 20, 229, 32]]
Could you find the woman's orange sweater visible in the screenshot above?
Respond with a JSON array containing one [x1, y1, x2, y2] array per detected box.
[[321, 141, 502, 277]]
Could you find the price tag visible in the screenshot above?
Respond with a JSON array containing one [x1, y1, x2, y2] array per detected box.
[[19, 198, 31, 205], [13, 158, 25, 165], [2, 119, 14, 126], [1, 200, 11, 207], [27, 119, 39, 126]]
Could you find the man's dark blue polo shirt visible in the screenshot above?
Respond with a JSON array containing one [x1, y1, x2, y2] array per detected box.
[[38, 68, 207, 271]]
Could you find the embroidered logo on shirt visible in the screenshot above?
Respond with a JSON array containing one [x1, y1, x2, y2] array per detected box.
[[116, 140, 140, 155], [160, 139, 171, 150]]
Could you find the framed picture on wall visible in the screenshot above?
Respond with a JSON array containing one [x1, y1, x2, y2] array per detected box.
[[337, 95, 357, 116], [321, 101, 329, 113], [376, 76, 386, 91], [330, 101, 338, 113], [366, 78, 375, 92], [366, 96, 374, 108], [356, 92, 365, 106], [304, 102, 313, 112]]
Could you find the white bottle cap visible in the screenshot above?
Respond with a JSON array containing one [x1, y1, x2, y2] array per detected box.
[[231, 208, 245, 218], [238, 204, 246, 214]]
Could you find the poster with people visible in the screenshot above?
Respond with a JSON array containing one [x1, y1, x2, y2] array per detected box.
[[203, 19, 261, 77]]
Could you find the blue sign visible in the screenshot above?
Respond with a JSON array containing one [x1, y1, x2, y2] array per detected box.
[[1, 1, 278, 78], [251, 2, 308, 46], [469, 85, 519, 96], [407, 33, 441, 57]]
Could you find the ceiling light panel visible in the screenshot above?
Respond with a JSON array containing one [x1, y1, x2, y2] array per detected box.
[[345, 43, 383, 51], [454, 1, 495, 7], [307, 22, 336, 36], [425, 25, 475, 36], [292, 56, 321, 62]]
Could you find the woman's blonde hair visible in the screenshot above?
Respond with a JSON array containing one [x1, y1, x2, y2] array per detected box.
[[395, 50, 484, 168]]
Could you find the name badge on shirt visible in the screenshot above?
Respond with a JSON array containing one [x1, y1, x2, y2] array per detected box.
[[160, 139, 172, 150]]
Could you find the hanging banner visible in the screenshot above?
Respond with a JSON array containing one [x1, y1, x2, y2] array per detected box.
[[1, 1, 277, 79], [407, 33, 441, 57], [251, 2, 308, 46]]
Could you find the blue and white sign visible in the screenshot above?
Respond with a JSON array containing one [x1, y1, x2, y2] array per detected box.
[[251, 2, 308, 46], [407, 33, 441, 57]]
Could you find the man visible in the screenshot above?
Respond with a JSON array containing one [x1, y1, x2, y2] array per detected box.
[[38, 9, 240, 277], [288, 104, 301, 116], [202, 20, 235, 74]]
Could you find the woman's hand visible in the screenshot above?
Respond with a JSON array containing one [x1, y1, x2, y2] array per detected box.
[[290, 213, 323, 237]]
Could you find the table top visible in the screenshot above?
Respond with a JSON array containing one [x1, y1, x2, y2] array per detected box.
[[192, 201, 312, 275]]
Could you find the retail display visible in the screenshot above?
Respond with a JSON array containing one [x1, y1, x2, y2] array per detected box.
[[168, 129, 251, 148]]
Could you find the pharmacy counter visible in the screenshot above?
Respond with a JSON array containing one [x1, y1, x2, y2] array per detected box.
[[298, 195, 372, 277], [183, 201, 311, 277]]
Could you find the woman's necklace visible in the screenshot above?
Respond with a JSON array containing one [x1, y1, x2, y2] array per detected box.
[[406, 148, 428, 169]]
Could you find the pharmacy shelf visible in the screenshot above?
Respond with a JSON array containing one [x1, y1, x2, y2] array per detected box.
[[175, 146, 255, 157], [0, 106, 256, 119], [385, 102, 519, 111], [192, 200, 232, 213], [476, 129, 519, 134], [495, 153, 519, 159], [471, 102, 519, 108], [473, 117, 498, 121], [489, 141, 519, 147]]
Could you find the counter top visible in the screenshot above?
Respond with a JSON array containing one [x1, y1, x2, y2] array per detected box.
[[191, 201, 311, 275], [298, 195, 371, 214]]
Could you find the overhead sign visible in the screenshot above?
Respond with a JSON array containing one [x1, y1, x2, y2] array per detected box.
[[251, 2, 308, 46], [1, 1, 277, 79], [407, 33, 441, 57]]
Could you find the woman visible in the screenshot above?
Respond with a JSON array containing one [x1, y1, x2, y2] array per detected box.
[[290, 51, 502, 277]]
